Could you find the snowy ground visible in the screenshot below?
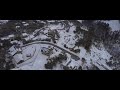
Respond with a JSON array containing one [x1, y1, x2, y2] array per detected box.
[[0, 20, 9, 24], [102, 20, 120, 31], [13, 44, 48, 70]]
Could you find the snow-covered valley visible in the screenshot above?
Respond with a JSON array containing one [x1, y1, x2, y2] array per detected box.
[[0, 20, 120, 70]]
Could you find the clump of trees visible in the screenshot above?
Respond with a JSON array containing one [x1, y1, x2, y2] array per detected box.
[[93, 21, 110, 42], [74, 20, 111, 51], [82, 20, 95, 29], [82, 27, 95, 51], [48, 30, 60, 43], [0, 21, 17, 37], [0, 47, 6, 70], [0, 20, 45, 37], [45, 52, 67, 69], [74, 26, 95, 51], [0, 41, 14, 70], [73, 26, 86, 34]]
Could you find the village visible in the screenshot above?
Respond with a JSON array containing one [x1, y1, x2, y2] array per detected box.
[[0, 20, 120, 70], [0, 23, 82, 70]]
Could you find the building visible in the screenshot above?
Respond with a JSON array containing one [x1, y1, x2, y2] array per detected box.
[[8, 45, 24, 66]]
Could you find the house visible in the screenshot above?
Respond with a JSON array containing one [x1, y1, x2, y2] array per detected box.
[[22, 33, 28, 38], [8, 45, 24, 66]]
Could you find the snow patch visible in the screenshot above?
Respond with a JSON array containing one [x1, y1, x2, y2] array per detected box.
[[102, 20, 120, 31]]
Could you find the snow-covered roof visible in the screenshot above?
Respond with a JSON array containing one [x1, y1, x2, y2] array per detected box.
[[77, 20, 82, 23], [9, 44, 23, 55], [24, 35, 34, 41], [40, 35, 48, 39], [67, 59, 80, 68], [16, 26, 20, 28], [22, 22, 26, 24], [48, 23, 64, 30], [10, 40, 18, 44], [8, 34, 14, 38], [22, 33, 28, 36], [1, 37, 9, 40], [47, 20, 56, 22], [23, 23, 29, 26], [81, 26, 88, 31], [9, 46, 17, 55]]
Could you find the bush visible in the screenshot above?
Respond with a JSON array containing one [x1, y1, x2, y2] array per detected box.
[[73, 49, 80, 53], [94, 21, 110, 42], [45, 63, 53, 69], [6, 61, 15, 70], [75, 39, 83, 47], [15, 35, 22, 41], [64, 44, 68, 48], [63, 66, 70, 70], [78, 66, 82, 70], [82, 27, 95, 51], [83, 39, 92, 51]]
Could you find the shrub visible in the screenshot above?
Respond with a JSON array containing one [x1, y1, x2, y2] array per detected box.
[[45, 63, 53, 69]]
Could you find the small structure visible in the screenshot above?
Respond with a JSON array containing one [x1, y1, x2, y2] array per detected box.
[[26, 53, 32, 57], [16, 26, 20, 28], [1, 34, 15, 41], [22, 22, 26, 24], [23, 23, 29, 26], [41, 47, 53, 56], [62, 58, 81, 70]]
